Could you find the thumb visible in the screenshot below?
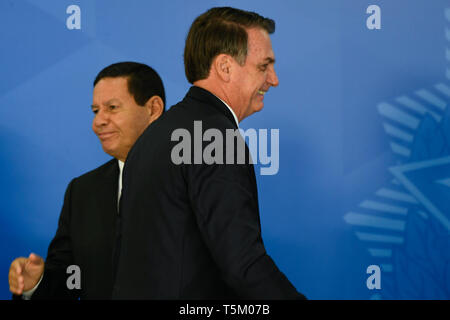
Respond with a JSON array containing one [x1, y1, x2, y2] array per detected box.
[[28, 253, 43, 265]]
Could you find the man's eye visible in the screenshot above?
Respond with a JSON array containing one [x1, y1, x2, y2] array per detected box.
[[92, 109, 98, 114], [260, 65, 268, 71], [109, 105, 118, 110]]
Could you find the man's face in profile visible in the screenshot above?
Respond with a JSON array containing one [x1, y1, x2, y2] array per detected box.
[[91, 77, 152, 161], [230, 28, 279, 120]]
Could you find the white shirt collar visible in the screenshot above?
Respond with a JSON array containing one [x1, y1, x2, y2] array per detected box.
[[118, 160, 124, 209], [213, 95, 239, 128]]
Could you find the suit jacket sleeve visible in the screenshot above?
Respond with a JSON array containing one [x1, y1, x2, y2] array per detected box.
[[30, 179, 80, 300], [185, 136, 305, 299]]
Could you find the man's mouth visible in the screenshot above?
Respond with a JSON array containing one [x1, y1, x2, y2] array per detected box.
[[98, 132, 117, 140], [258, 90, 267, 95]]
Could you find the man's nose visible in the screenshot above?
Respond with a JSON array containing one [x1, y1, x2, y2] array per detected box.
[[93, 109, 109, 128], [267, 66, 279, 87]]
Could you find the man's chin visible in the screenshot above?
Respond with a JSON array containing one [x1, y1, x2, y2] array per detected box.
[[102, 145, 117, 158], [254, 103, 264, 113]]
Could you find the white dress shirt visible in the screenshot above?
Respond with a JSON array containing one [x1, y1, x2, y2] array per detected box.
[[118, 160, 124, 206]]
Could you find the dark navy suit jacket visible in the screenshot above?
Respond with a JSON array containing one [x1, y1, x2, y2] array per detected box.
[[15, 159, 119, 300], [113, 86, 305, 299]]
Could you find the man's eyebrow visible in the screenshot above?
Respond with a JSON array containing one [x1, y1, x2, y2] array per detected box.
[[91, 99, 121, 109], [263, 57, 275, 64], [105, 98, 121, 105]]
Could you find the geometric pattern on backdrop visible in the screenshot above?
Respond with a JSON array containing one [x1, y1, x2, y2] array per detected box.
[[343, 6, 450, 299]]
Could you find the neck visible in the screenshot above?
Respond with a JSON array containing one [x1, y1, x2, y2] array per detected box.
[[193, 80, 241, 122]]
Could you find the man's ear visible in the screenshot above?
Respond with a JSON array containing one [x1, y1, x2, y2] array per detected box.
[[213, 54, 233, 82], [145, 95, 164, 123]]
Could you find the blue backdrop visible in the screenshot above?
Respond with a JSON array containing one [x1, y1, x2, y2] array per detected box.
[[1, 0, 449, 300]]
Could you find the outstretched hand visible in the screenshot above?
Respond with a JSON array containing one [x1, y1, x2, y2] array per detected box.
[[9, 253, 44, 295]]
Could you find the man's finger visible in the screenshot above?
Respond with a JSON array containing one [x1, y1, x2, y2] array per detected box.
[[8, 277, 15, 290], [9, 267, 17, 280], [9, 279, 22, 295], [8, 274, 18, 291], [10, 260, 19, 274], [11, 285, 23, 295], [12, 258, 26, 273], [9, 284, 18, 295], [16, 279, 24, 294]]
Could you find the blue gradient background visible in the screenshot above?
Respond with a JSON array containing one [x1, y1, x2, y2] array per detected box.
[[1, 0, 449, 299]]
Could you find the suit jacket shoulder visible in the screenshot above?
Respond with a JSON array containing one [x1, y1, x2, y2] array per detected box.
[[72, 158, 118, 186]]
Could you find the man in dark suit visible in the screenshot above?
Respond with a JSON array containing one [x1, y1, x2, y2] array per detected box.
[[8, 62, 165, 299], [113, 7, 306, 299]]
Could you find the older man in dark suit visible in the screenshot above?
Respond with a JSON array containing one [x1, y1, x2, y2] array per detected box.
[[113, 7, 305, 299], [8, 62, 165, 299]]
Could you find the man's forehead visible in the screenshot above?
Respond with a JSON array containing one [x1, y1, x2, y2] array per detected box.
[[93, 77, 129, 94], [93, 78, 130, 102], [247, 28, 275, 61]]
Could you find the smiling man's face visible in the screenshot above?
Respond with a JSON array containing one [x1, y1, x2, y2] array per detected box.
[[229, 27, 279, 121], [91, 77, 152, 161]]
